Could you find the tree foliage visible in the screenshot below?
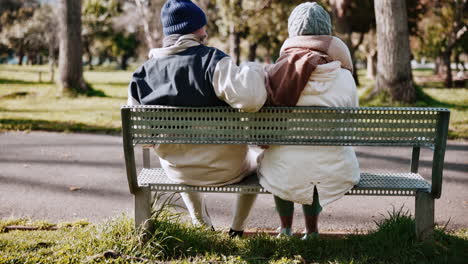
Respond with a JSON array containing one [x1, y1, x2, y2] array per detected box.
[[0, 1, 38, 64], [208, 0, 306, 63], [82, 0, 140, 69], [416, 0, 467, 87]]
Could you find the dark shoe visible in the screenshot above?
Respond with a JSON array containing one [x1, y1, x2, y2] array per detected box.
[[228, 228, 244, 238], [276, 227, 293, 238], [301, 232, 319, 240]]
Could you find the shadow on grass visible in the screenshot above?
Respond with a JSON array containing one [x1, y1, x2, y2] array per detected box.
[[414, 85, 468, 110], [0, 78, 53, 85], [0, 118, 120, 134], [361, 85, 467, 110], [149, 210, 468, 264], [91, 81, 130, 86], [0, 92, 33, 99], [0, 78, 109, 98], [68, 81, 109, 98]]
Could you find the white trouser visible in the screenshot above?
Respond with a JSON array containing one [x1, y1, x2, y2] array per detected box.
[[180, 147, 261, 230]]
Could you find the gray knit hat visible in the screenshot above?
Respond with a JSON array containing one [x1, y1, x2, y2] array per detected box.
[[288, 2, 332, 37]]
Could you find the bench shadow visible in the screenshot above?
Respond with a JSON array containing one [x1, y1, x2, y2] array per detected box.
[[0, 174, 128, 199], [355, 151, 468, 174], [0, 158, 123, 168], [2, 142, 120, 148], [0, 118, 120, 134], [446, 143, 468, 152]]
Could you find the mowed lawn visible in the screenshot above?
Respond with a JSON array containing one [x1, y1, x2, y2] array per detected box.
[[1, 211, 468, 264], [0, 65, 467, 138], [0, 64, 130, 133]]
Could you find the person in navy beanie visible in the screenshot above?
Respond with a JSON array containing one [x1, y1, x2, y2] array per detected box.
[[161, 0, 207, 36], [128, 0, 267, 238]]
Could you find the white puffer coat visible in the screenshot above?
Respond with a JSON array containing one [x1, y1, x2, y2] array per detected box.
[[258, 61, 360, 206]]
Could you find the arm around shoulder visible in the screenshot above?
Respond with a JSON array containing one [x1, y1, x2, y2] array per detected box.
[[213, 57, 267, 112]]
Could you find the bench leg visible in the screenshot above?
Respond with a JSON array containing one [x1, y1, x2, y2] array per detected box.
[[134, 187, 153, 234], [415, 191, 434, 240]]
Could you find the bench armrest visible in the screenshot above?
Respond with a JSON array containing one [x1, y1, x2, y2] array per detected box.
[[122, 108, 139, 194], [431, 111, 450, 199]]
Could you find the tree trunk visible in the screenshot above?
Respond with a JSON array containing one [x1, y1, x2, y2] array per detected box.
[[434, 56, 444, 75], [27, 54, 33, 65], [454, 51, 461, 71], [248, 42, 257, 62], [442, 50, 453, 88], [98, 55, 105, 66], [374, 0, 415, 103], [48, 39, 55, 83], [120, 54, 129, 70], [58, 0, 88, 96], [229, 23, 241, 65], [49, 58, 55, 83], [88, 55, 93, 70], [17, 44, 25, 65], [84, 41, 93, 70], [228, 0, 242, 65], [366, 52, 377, 79]]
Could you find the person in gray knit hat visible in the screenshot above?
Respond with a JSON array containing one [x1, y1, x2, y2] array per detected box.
[[258, 2, 359, 239], [128, 0, 267, 238], [288, 2, 332, 37]]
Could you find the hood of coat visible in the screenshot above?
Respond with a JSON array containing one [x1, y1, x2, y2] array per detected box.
[[148, 34, 202, 59], [302, 61, 342, 95]]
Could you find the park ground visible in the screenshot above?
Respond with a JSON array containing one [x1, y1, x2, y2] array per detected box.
[[1, 65, 468, 263]]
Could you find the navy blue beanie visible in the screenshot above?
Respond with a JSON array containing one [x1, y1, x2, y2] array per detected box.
[[161, 0, 207, 36]]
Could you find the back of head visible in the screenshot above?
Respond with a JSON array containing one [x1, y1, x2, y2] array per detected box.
[[288, 2, 332, 37], [161, 0, 207, 36]]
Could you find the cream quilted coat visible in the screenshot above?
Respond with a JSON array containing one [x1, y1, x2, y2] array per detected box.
[[258, 61, 360, 206]]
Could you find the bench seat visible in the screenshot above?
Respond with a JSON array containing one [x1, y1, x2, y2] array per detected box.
[[137, 168, 431, 196]]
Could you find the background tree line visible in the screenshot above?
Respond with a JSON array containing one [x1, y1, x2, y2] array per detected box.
[[0, 0, 466, 98]]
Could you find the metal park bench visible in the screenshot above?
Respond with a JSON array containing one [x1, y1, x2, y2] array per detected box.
[[121, 106, 450, 240]]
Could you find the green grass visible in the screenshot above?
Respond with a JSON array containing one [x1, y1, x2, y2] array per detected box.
[[1, 208, 467, 264], [0, 64, 132, 134], [357, 69, 468, 139], [1, 65, 467, 138]]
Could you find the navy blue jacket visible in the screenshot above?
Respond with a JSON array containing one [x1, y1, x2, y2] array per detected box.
[[129, 45, 229, 107]]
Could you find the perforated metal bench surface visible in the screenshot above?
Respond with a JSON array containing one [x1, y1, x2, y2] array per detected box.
[[137, 168, 431, 196]]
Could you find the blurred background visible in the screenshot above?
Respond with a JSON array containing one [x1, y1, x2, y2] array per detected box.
[[0, 0, 466, 139]]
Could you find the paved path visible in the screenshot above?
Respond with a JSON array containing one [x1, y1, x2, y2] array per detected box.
[[1, 131, 467, 232]]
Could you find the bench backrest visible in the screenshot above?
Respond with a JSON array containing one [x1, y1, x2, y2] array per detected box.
[[121, 106, 449, 197], [122, 106, 449, 147]]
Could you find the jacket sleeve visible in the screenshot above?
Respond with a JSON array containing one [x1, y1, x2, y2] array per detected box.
[[127, 65, 146, 106], [212, 57, 267, 112], [127, 83, 140, 105]]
